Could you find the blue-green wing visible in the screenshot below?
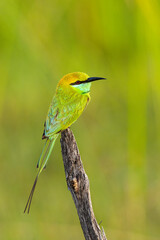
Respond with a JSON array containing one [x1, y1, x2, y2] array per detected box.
[[43, 93, 89, 138], [43, 96, 71, 137], [43, 97, 62, 138]]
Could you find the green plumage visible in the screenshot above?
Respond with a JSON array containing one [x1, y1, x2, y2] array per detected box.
[[24, 72, 105, 213]]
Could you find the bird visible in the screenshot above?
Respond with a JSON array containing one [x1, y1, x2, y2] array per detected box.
[[24, 72, 105, 213]]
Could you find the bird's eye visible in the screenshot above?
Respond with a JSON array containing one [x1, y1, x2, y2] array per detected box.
[[75, 80, 81, 84], [70, 80, 82, 85]]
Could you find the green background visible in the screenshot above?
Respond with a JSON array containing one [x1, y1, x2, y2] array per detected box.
[[0, 0, 160, 239]]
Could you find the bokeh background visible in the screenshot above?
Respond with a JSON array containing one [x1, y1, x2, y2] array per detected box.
[[0, 0, 160, 239]]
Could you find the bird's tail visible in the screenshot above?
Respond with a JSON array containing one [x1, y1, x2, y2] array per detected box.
[[24, 134, 58, 214]]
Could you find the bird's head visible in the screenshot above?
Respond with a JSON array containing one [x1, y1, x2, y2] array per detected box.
[[58, 72, 105, 94]]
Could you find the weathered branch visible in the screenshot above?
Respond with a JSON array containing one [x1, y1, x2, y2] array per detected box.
[[60, 128, 107, 240]]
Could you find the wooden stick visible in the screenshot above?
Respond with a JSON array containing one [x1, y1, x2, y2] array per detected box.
[[60, 128, 107, 240]]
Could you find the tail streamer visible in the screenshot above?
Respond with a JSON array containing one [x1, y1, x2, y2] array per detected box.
[[24, 134, 58, 213]]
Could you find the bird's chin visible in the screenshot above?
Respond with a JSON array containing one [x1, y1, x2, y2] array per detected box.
[[71, 82, 91, 94]]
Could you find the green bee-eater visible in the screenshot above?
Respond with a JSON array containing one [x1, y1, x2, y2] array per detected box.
[[24, 72, 105, 213]]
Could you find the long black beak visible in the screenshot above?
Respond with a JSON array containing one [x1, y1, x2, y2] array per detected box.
[[70, 77, 106, 86], [85, 77, 106, 83]]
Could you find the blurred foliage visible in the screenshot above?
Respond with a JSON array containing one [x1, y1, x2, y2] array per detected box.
[[0, 0, 160, 239]]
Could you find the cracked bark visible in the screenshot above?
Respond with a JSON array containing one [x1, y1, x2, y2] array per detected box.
[[60, 128, 107, 240]]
